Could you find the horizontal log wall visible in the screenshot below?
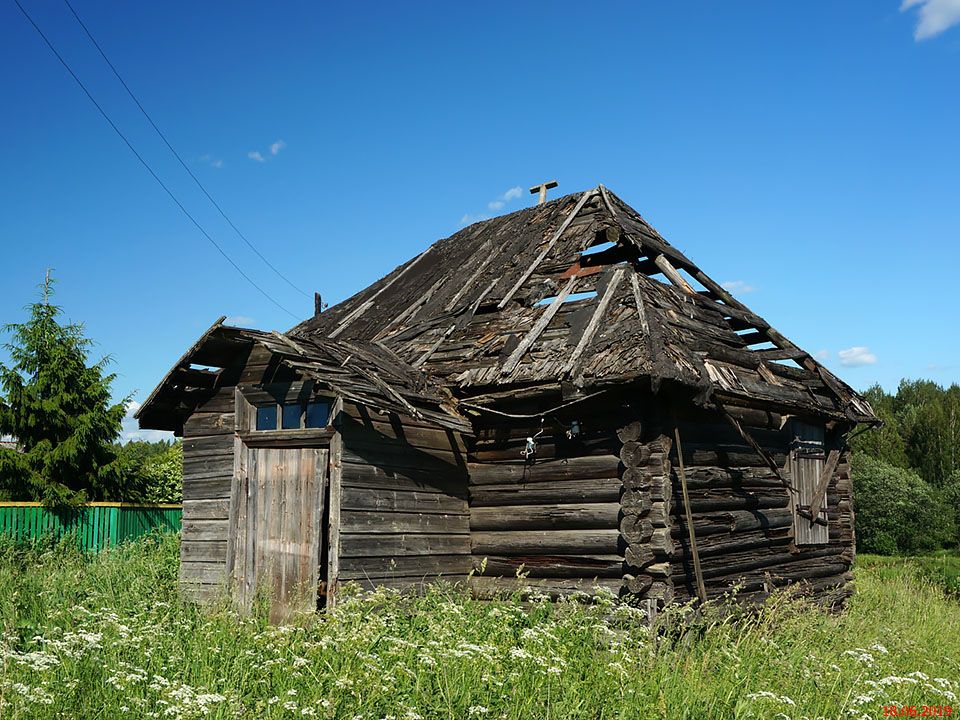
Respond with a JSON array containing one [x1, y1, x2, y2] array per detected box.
[[179, 344, 294, 602], [180, 399, 234, 602], [664, 404, 855, 607], [468, 410, 626, 595], [337, 404, 472, 586]]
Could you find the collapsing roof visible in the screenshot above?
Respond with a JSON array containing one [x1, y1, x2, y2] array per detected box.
[[135, 319, 470, 433], [140, 186, 877, 433], [290, 186, 876, 424]]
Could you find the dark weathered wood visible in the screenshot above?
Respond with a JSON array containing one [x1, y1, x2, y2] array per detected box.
[[501, 276, 579, 376], [239, 429, 334, 448], [339, 554, 472, 579], [339, 532, 472, 557], [672, 508, 794, 537], [808, 449, 841, 523], [675, 426, 706, 603], [180, 561, 227, 585], [470, 503, 620, 531], [145, 185, 871, 612], [226, 442, 328, 621], [183, 499, 230, 520], [181, 541, 227, 563], [476, 554, 624, 578], [472, 529, 621, 555], [184, 411, 235, 437], [341, 486, 467, 514], [340, 461, 468, 497], [340, 510, 469, 535], [470, 477, 622, 506], [181, 519, 229, 542], [182, 475, 232, 501], [468, 455, 621, 485]]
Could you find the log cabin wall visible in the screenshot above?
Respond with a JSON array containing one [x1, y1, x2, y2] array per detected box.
[[652, 402, 856, 608], [179, 344, 301, 601], [466, 400, 629, 598], [180, 387, 235, 601], [335, 403, 472, 592]]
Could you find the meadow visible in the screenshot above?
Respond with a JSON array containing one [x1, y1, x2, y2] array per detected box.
[[0, 535, 957, 720]]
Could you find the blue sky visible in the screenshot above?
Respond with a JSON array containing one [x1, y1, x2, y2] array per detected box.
[[1, 1, 958, 441]]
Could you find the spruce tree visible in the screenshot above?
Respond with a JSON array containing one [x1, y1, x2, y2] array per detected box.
[[0, 272, 128, 505]]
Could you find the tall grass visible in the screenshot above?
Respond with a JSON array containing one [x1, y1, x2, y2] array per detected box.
[[0, 535, 957, 719]]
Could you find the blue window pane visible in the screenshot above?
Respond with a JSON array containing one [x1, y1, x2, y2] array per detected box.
[[256, 405, 277, 431], [306, 402, 330, 428], [282, 403, 302, 430]]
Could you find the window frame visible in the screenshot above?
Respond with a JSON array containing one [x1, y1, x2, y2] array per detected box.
[[251, 397, 333, 432], [787, 420, 830, 546]]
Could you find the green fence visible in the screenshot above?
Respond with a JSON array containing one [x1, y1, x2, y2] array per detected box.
[[0, 502, 182, 552]]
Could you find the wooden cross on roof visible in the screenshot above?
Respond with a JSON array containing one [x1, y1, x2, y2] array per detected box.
[[529, 180, 558, 205]]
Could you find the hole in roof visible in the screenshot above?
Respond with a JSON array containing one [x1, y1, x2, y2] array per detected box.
[[536, 290, 598, 306], [581, 241, 617, 257], [645, 272, 671, 285], [678, 268, 710, 293], [188, 363, 223, 372], [770, 358, 803, 369], [747, 341, 778, 351]]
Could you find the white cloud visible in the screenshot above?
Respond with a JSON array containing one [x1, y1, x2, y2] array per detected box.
[[487, 186, 524, 211], [468, 185, 525, 221], [225, 315, 256, 326], [838, 346, 878, 367], [119, 400, 175, 444], [199, 154, 224, 169], [901, 0, 960, 40], [814, 349, 830, 361], [247, 150, 265, 163], [720, 280, 756, 294], [270, 139, 286, 156]]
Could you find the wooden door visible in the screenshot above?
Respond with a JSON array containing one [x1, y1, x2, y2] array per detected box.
[[227, 444, 329, 622]]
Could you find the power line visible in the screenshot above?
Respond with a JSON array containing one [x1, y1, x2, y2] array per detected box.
[[62, 0, 310, 300], [12, 0, 299, 320]]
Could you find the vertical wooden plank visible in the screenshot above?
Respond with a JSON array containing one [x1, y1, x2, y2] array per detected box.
[[267, 447, 281, 615], [326, 396, 344, 607], [244, 445, 258, 609], [226, 436, 242, 605], [276, 447, 300, 621], [311, 450, 330, 596]]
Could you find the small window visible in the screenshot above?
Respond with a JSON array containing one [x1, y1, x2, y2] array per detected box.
[[255, 405, 278, 431], [305, 401, 330, 428], [789, 421, 829, 545], [282, 403, 302, 430]]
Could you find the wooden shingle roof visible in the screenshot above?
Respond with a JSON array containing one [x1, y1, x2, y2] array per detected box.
[[136, 319, 470, 433], [291, 186, 876, 424]]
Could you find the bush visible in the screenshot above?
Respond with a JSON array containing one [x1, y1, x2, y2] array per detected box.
[[140, 441, 182, 503], [116, 440, 182, 502], [851, 453, 956, 554]]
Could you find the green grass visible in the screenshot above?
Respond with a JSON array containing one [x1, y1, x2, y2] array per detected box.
[[858, 551, 960, 596], [0, 535, 957, 719]]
